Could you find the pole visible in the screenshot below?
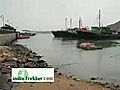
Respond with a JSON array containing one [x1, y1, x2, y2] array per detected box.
[[79, 17, 82, 29], [98, 9, 101, 29], [1, 15, 5, 27], [65, 17, 67, 30], [70, 18, 72, 30]]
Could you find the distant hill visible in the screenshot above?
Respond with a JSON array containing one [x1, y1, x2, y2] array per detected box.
[[107, 21, 120, 32]]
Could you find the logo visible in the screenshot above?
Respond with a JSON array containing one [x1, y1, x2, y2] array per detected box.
[[18, 69, 28, 78], [12, 68, 54, 82]]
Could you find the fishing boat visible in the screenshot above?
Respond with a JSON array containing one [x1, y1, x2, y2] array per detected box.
[[21, 30, 36, 36], [16, 32, 30, 39], [52, 18, 78, 38], [52, 28, 78, 38], [52, 10, 120, 40]]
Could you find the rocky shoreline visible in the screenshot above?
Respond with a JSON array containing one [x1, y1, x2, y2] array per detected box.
[[0, 43, 120, 90], [0, 44, 48, 90]]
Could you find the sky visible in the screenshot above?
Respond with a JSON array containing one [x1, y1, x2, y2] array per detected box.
[[0, 0, 120, 31]]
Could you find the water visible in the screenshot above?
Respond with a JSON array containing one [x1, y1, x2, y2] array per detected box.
[[15, 33, 120, 83]]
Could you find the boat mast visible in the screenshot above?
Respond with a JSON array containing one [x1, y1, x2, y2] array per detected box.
[[70, 18, 72, 30], [0, 15, 4, 27], [79, 17, 82, 29], [65, 17, 67, 30], [98, 9, 101, 29]]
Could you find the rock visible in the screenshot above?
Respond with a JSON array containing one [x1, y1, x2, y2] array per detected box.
[[3, 62, 16, 67], [17, 63, 25, 68], [104, 83, 116, 89], [0, 53, 3, 57], [24, 62, 36, 67], [1, 67, 11, 74], [17, 57, 26, 64], [0, 63, 3, 69], [58, 73, 62, 76], [2, 60, 16, 67], [12, 58, 17, 61], [34, 55, 43, 59], [79, 43, 103, 50], [0, 73, 12, 90], [90, 77, 98, 80], [74, 78, 80, 81], [1, 83, 11, 90], [37, 60, 45, 63], [2, 58, 17, 63], [32, 52, 37, 55], [37, 62, 48, 67], [0, 44, 50, 90], [54, 68, 58, 73], [69, 84, 73, 86], [27, 58, 36, 62], [29, 53, 37, 58]]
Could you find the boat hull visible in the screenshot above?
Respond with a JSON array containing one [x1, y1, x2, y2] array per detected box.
[[52, 30, 120, 40], [17, 36, 30, 39], [52, 31, 78, 38]]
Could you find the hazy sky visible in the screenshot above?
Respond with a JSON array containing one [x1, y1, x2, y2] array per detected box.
[[0, 0, 120, 30]]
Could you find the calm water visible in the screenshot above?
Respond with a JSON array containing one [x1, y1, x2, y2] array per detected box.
[[16, 33, 120, 83]]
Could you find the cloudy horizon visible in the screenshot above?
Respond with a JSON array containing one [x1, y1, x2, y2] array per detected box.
[[0, 0, 120, 31]]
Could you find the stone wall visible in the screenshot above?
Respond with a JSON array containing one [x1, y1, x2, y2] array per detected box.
[[0, 33, 16, 45]]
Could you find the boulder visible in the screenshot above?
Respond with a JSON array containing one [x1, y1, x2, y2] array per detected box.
[[1, 67, 11, 74], [79, 43, 103, 50]]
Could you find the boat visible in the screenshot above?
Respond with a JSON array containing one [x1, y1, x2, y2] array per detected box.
[[52, 10, 120, 40], [21, 30, 36, 36], [16, 32, 30, 39], [52, 28, 78, 38], [16, 30, 36, 37], [52, 17, 79, 38], [17, 36, 30, 39]]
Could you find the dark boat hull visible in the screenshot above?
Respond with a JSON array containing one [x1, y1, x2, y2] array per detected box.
[[52, 30, 120, 40], [52, 31, 77, 38]]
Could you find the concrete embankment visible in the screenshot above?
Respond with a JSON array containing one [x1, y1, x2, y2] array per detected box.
[[0, 33, 16, 45]]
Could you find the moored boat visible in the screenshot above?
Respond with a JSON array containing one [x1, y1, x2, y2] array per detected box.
[[52, 10, 120, 40], [52, 28, 78, 38], [16, 32, 30, 39], [17, 36, 30, 39], [21, 30, 36, 36]]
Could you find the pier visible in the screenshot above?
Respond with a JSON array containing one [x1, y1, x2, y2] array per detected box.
[[0, 24, 16, 45]]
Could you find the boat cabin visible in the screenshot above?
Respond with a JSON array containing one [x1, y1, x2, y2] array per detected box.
[[91, 27, 113, 34]]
